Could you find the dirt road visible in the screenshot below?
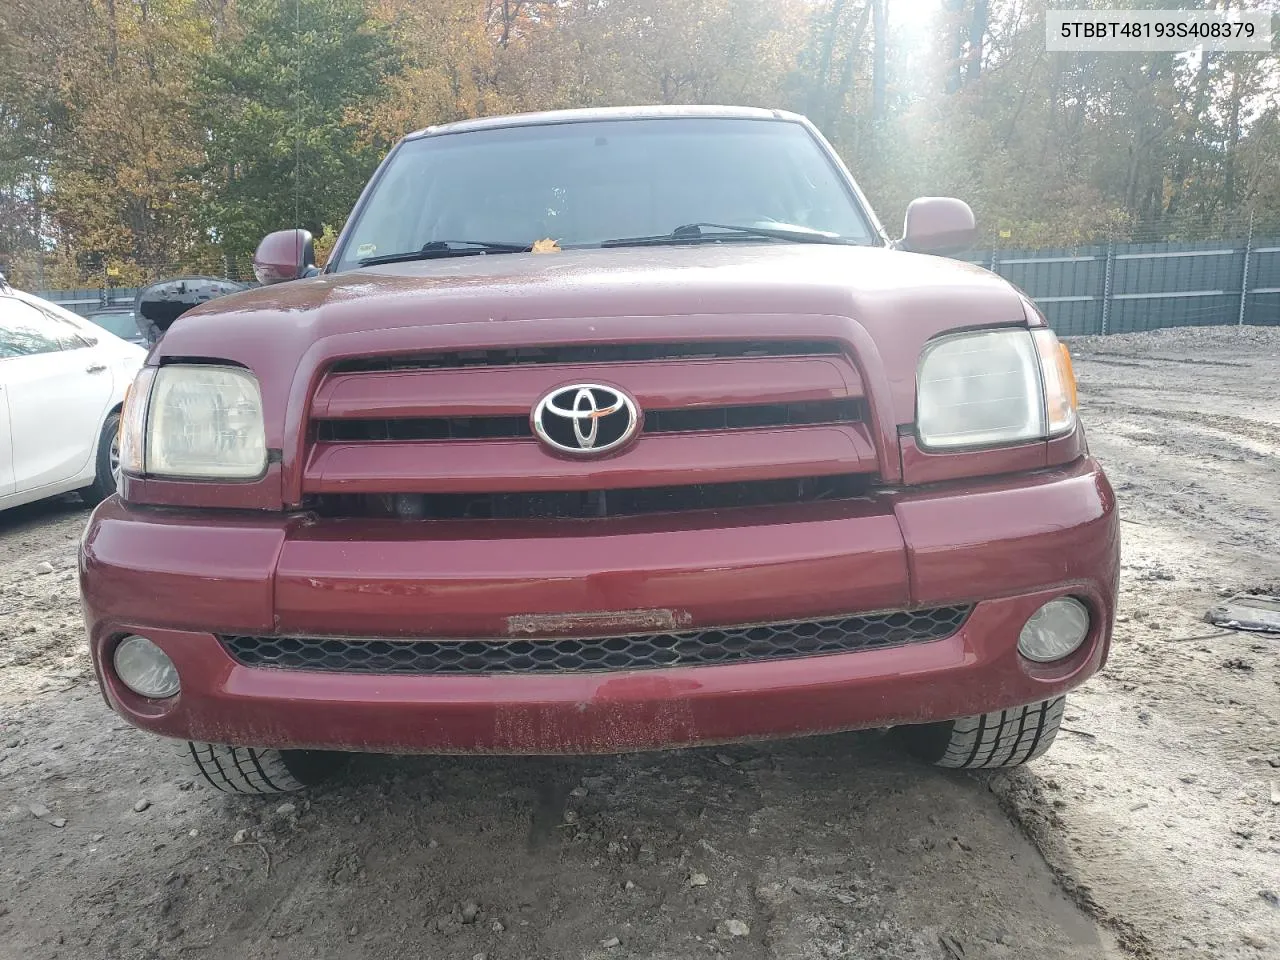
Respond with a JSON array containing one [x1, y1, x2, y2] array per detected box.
[[2, 326, 1277, 960]]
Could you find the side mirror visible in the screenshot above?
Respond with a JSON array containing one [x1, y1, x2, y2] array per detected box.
[[252, 229, 316, 285], [899, 198, 976, 255]]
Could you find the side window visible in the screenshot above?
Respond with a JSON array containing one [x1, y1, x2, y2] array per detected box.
[[0, 298, 67, 358], [56, 327, 97, 350], [31, 300, 97, 349]]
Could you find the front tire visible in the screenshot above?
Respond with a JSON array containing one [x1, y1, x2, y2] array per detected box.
[[895, 696, 1066, 769], [187, 742, 345, 794], [80, 411, 121, 506]]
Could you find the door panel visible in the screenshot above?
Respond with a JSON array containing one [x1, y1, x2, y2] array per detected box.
[[0, 382, 14, 497], [0, 299, 114, 493]]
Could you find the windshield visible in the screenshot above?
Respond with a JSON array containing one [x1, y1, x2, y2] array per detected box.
[[88, 311, 138, 340], [333, 118, 877, 269]]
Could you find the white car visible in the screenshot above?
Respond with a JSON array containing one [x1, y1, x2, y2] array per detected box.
[[0, 279, 145, 510]]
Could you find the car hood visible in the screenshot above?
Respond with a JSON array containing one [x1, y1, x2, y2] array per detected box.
[[160, 244, 1030, 427]]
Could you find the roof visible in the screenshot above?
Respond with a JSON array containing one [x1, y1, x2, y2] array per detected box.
[[405, 105, 804, 141]]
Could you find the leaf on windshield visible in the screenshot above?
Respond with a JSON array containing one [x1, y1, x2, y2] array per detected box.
[[531, 238, 561, 254]]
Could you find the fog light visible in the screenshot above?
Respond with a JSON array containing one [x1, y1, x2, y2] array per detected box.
[[113, 636, 180, 698], [1017, 597, 1090, 662]]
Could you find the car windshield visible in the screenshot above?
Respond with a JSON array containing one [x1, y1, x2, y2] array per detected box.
[[333, 117, 877, 269], [88, 311, 138, 339]]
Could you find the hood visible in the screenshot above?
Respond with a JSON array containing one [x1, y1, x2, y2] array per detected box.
[[158, 244, 1028, 428], [135, 276, 250, 343], [172, 243, 1020, 332]]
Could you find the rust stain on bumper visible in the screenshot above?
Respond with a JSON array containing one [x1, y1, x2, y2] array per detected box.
[[505, 608, 692, 636]]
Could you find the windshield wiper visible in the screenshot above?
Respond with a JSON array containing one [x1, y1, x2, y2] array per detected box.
[[358, 240, 532, 266], [600, 222, 855, 248]]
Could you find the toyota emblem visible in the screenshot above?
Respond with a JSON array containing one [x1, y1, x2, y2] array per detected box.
[[532, 384, 641, 456]]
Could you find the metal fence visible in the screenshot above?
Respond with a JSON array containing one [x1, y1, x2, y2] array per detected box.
[[32, 287, 147, 318], [33, 232, 1280, 335], [968, 230, 1280, 335]]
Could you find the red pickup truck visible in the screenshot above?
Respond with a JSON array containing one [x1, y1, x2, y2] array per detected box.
[[81, 106, 1119, 794]]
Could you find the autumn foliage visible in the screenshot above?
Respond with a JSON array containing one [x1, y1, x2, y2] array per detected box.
[[1, 0, 1277, 287]]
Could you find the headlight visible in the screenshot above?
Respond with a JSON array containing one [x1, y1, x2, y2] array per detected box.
[[916, 328, 1077, 449], [1033, 329, 1078, 436], [121, 364, 266, 479], [119, 367, 156, 475]]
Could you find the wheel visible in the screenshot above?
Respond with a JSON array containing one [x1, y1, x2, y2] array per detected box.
[[186, 742, 346, 794], [79, 411, 121, 506], [894, 696, 1066, 769]]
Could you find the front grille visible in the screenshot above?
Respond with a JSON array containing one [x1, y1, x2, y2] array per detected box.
[[307, 338, 874, 515], [314, 398, 861, 443], [645, 398, 862, 432], [309, 474, 870, 520], [220, 606, 971, 675], [331, 340, 840, 373], [317, 415, 532, 442]]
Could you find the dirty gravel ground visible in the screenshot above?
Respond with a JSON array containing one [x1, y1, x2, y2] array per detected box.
[[1, 325, 1277, 960]]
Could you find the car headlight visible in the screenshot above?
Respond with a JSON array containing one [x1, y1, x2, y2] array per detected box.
[[916, 328, 1077, 449], [120, 364, 266, 479], [119, 367, 156, 475]]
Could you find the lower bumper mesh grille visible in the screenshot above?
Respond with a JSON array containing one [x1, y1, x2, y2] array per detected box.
[[220, 606, 971, 675]]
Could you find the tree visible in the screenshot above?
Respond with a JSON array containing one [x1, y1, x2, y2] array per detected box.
[[871, 0, 887, 122], [788, 1, 871, 141], [2, 0, 1278, 283], [51, 0, 218, 283], [198, 0, 399, 260], [583, 0, 802, 108], [0, 0, 82, 285]]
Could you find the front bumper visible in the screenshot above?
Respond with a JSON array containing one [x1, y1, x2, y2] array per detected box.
[[81, 458, 1119, 754]]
